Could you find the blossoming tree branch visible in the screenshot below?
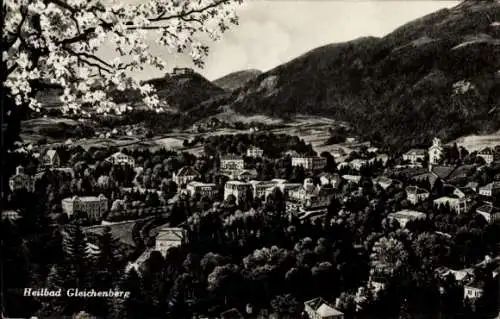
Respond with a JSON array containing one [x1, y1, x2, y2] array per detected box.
[[1, 0, 242, 114]]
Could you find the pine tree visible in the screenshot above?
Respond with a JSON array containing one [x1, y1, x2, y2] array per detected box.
[[95, 226, 121, 279], [109, 269, 147, 319], [63, 222, 93, 288]]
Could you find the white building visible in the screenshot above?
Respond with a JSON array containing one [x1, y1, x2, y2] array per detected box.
[[173, 166, 200, 187], [155, 227, 186, 257], [463, 281, 484, 300], [433, 196, 467, 214], [249, 180, 279, 199], [405, 186, 430, 205], [265, 179, 302, 199], [476, 203, 500, 223], [291, 156, 327, 171], [478, 182, 500, 197], [9, 166, 33, 192], [478, 148, 495, 165], [61, 195, 108, 221], [402, 149, 426, 164], [387, 209, 426, 228], [220, 155, 245, 171], [224, 181, 252, 204], [246, 146, 264, 158], [349, 159, 368, 171], [373, 177, 394, 190], [304, 297, 344, 319], [186, 181, 217, 199], [342, 175, 361, 184], [429, 137, 444, 166], [42, 149, 60, 168], [319, 173, 342, 188], [105, 152, 135, 166]]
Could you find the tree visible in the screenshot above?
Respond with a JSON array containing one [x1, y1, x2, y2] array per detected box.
[[270, 294, 301, 319], [370, 237, 409, 280], [207, 264, 241, 306], [3, 0, 242, 114], [95, 226, 122, 280]]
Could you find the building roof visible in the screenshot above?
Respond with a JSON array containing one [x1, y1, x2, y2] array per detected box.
[[479, 147, 494, 155], [350, 158, 368, 165], [431, 165, 456, 180], [477, 203, 499, 215], [45, 149, 58, 159], [433, 196, 462, 205], [109, 151, 131, 159], [64, 195, 107, 202], [221, 155, 243, 160], [226, 180, 251, 186], [342, 175, 361, 183], [404, 149, 426, 156], [465, 280, 485, 289], [466, 182, 479, 190], [480, 181, 500, 191], [406, 185, 429, 195], [156, 227, 185, 242], [188, 181, 215, 187], [176, 166, 200, 177], [304, 297, 343, 317], [220, 308, 244, 319], [374, 176, 393, 185], [389, 209, 426, 219], [247, 146, 263, 151]]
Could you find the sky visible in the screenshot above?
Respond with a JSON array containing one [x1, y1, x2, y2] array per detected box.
[[124, 0, 460, 81]]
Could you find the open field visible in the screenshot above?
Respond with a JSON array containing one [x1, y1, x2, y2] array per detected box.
[[21, 114, 365, 157]]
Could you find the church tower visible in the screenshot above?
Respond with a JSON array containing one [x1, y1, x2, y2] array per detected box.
[[428, 137, 443, 171]]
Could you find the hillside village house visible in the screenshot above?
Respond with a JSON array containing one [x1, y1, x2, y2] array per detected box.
[[173, 166, 201, 187], [373, 177, 394, 190], [249, 180, 279, 199], [42, 149, 60, 168], [9, 166, 33, 192], [246, 146, 264, 158], [429, 137, 444, 166], [155, 227, 186, 256], [478, 181, 500, 197], [368, 154, 389, 166], [62, 195, 108, 221], [304, 297, 344, 319], [265, 179, 302, 199], [466, 181, 480, 192], [433, 196, 467, 214], [224, 180, 253, 204], [478, 147, 495, 165], [172, 67, 194, 75], [235, 169, 258, 182], [105, 152, 135, 166], [2, 210, 21, 221], [349, 159, 368, 171], [291, 155, 327, 171], [476, 203, 500, 223], [319, 173, 343, 188], [402, 149, 426, 164], [406, 186, 430, 205], [220, 155, 245, 171], [463, 281, 484, 300], [289, 179, 335, 210], [342, 175, 362, 184], [388, 209, 426, 228], [186, 181, 217, 199]]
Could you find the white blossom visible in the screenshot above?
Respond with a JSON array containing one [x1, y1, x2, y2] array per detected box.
[[3, 0, 241, 114]]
